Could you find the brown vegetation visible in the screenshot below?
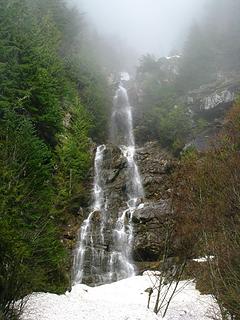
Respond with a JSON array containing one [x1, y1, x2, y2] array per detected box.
[[172, 100, 240, 319]]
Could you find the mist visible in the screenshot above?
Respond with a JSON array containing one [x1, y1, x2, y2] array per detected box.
[[68, 0, 207, 57]]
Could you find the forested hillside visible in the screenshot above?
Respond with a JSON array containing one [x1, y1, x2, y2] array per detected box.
[[0, 0, 111, 317], [1, 0, 240, 319]]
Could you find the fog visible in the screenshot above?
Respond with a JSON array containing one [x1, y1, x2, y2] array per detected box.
[[69, 0, 207, 57]]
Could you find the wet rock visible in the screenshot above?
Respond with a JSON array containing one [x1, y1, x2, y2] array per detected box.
[[75, 142, 174, 284], [100, 142, 175, 265]]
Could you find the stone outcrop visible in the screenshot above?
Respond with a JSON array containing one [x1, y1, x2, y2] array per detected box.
[[182, 73, 240, 151], [132, 142, 175, 269], [136, 142, 174, 201], [132, 201, 171, 262], [95, 142, 174, 262], [184, 73, 240, 116], [99, 142, 175, 265], [74, 141, 175, 282]]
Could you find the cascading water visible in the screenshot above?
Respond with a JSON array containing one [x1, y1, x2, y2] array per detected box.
[[109, 85, 144, 281], [72, 144, 106, 285], [72, 79, 144, 286]]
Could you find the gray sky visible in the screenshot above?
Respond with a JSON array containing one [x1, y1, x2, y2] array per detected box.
[[69, 0, 207, 56]]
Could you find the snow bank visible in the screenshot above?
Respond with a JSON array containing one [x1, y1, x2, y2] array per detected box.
[[193, 256, 214, 263], [20, 273, 220, 320]]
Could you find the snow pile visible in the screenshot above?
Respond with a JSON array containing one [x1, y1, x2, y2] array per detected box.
[[193, 256, 215, 263], [20, 273, 220, 320]]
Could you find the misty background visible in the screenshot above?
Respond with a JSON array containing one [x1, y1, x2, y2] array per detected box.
[[1, 1, 240, 318], [68, 0, 207, 57]]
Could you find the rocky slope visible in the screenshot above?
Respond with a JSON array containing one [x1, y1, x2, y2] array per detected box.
[[66, 141, 175, 284], [183, 72, 240, 151], [185, 72, 240, 114], [132, 142, 175, 269]]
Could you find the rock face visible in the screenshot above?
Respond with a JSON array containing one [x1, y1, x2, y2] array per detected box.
[[132, 142, 175, 270], [132, 201, 171, 262], [76, 141, 174, 283], [185, 73, 240, 117], [136, 142, 174, 201], [182, 73, 240, 151], [102, 142, 174, 265]]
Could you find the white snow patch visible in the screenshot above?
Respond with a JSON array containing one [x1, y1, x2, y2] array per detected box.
[[166, 55, 181, 60], [20, 274, 221, 320], [193, 256, 215, 263]]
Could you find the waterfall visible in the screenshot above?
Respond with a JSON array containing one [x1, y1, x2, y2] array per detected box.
[[109, 85, 144, 281], [72, 145, 106, 285], [72, 81, 144, 286]]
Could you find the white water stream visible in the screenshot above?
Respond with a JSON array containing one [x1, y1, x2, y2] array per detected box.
[[72, 145, 106, 284], [109, 85, 144, 281], [73, 81, 144, 285]]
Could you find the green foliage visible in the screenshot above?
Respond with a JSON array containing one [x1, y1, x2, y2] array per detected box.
[[158, 105, 191, 153], [64, 53, 111, 143], [136, 56, 191, 151], [0, 0, 111, 317], [0, 0, 64, 146], [193, 118, 208, 135], [54, 99, 92, 215], [0, 111, 68, 317]]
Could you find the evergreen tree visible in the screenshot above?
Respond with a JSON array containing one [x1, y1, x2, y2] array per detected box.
[[0, 0, 111, 317]]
